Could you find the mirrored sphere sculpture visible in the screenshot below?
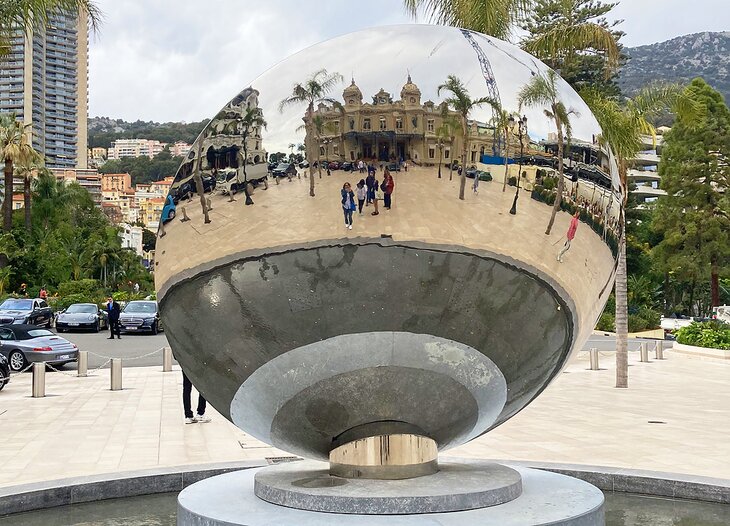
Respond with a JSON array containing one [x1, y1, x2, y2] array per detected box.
[[156, 24, 621, 466]]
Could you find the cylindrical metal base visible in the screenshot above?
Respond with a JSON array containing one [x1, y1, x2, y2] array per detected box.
[[163, 347, 173, 372], [77, 351, 88, 377], [32, 362, 45, 398], [655, 341, 664, 360], [110, 358, 122, 390], [589, 348, 599, 370], [640, 342, 650, 363], [329, 434, 438, 480]]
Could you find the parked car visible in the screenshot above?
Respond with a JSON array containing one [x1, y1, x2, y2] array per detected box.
[[328, 161, 340, 170], [0, 352, 9, 390], [56, 303, 108, 333], [0, 325, 78, 372], [386, 162, 401, 172], [175, 175, 217, 201], [476, 170, 493, 181], [272, 163, 297, 178], [464, 165, 479, 178], [161, 194, 176, 223], [119, 301, 162, 335], [0, 298, 53, 327], [299, 160, 309, 169], [341, 162, 354, 171]]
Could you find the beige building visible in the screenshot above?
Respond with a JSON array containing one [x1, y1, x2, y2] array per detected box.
[[170, 141, 192, 157], [139, 196, 165, 230], [101, 173, 133, 193], [108, 139, 167, 160], [51, 168, 101, 205], [309, 76, 508, 166]]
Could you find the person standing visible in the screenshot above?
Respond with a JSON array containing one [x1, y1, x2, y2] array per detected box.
[[356, 180, 367, 216], [557, 210, 580, 263], [182, 371, 210, 424], [341, 182, 356, 230], [39, 287, 48, 301], [371, 180, 381, 216], [382, 170, 395, 210], [106, 296, 121, 339], [365, 171, 375, 205]]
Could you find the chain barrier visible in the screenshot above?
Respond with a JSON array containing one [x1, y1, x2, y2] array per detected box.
[[44, 362, 80, 378], [581, 342, 663, 358], [0, 362, 34, 382], [86, 347, 164, 361]]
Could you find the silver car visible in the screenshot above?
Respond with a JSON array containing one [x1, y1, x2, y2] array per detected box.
[[56, 303, 108, 332], [0, 325, 79, 372]]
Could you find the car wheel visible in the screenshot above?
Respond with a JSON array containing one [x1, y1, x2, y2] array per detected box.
[[168, 209, 176, 220], [57, 327, 66, 333], [94, 321, 100, 333], [0, 368, 8, 390], [8, 350, 27, 372], [151, 322, 159, 336]]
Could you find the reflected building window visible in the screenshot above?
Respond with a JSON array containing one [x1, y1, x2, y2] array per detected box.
[[379, 116, 387, 130], [349, 119, 355, 130], [428, 147, 435, 159], [412, 116, 418, 129], [427, 119, 434, 132], [396, 117, 403, 130], [445, 149, 450, 159], [363, 118, 371, 130]]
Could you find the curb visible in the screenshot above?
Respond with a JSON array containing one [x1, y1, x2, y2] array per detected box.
[[1, 459, 728, 517]]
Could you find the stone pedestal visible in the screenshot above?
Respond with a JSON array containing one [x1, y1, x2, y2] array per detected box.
[[177, 461, 605, 525]]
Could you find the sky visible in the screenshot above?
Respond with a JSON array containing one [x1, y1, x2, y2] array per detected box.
[[88, 0, 730, 123]]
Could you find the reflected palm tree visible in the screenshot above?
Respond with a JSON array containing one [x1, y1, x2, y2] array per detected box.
[[279, 69, 343, 197], [0, 114, 37, 232], [437, 75, 493, 199], [240, 106, 267, 205], [435, 112, 460, 180], [518, 70, 575, 234], [14, 152, 43, 231]]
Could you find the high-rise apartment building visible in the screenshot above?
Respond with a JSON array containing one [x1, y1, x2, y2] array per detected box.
[[107, 138, 167, 160], [0, 12, 88, 169]]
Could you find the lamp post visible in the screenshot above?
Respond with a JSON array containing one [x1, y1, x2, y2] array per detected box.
[[322, 138, 332, 175], [437, 138, 444, 178], [509, 116, 528, 215]]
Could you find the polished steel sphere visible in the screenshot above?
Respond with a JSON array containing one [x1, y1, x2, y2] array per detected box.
[[155, 24, 621, 461]]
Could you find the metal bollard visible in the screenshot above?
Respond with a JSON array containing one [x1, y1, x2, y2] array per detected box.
[[589, 348, 600, 370], [77, 351, 88, 377], [32, 362, 45, 398], [640, 342, 650, 362], [162, 347, 172, 372], [110, 358, 123, 391], [655, 340, 665, 360]]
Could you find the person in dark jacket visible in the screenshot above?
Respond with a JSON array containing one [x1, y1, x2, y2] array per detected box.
[[365, 172, 375, 205], [341, 182, 356, 229], [106, 296, 121, 339]]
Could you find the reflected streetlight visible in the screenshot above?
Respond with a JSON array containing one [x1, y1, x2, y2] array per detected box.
[[509, 116, 528, 216]]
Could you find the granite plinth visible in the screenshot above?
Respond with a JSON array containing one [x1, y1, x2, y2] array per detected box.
[[254, 460, 521, 514], [177, 463, 605, 525]]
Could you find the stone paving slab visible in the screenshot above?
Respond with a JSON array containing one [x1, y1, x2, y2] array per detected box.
[[0, 351, 727, 489]]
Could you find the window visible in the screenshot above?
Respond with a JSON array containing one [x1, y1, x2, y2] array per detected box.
[[348, 99, 355, 105], [0, 328, 13, 340], [363, 118, 371, 130], [349, 119, 355, 130], [379, 117, 387, 130], [410, 97, 415, 103], [428, 148, 435, 159], [427, 119, 434, 132], [445, 150, 450, 159], [320, 146, 326, 155], [334, 121, 340, 132], [395, 118, 403, 130], [333, 145, 339, 155], [471, 151, 477, 162]]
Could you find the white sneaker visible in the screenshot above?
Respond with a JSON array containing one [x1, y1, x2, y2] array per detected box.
[[348, 224, 353, 230], [185, 417, 196, 424], [195, 413, 211, 423]]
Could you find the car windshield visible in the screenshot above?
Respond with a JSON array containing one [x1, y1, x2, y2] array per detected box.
[[28, 329, 54, 338], [123, 302, 157, 314], [66, 304, 97, 314], [276, 163, 289, 170], [0, 299, 32, 310]]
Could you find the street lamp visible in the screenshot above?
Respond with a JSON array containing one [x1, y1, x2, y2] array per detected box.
[[509, 115, 528, 215], [321, 138, 332, 175]]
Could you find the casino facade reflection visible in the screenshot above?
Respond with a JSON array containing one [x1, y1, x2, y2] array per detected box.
[[155, 25, 622, 462]]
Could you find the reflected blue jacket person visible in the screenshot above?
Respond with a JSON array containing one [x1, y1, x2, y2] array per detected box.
[[365, 173, 375, 204], [341, 182, 355, 230]]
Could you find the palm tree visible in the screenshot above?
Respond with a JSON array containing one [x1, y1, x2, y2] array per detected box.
[[581, 84, 701, 388], [493, 108, 517, 192], [279, 69, 343, 197], [435, 111, 461, 180], [1, 0, 102, 56], [240, 106, 267, 204], [0, 114, 37, 232], [518, 69, 575, 234], [14, 151, 43, 231], [403, 0, 532, 40], [521, 0, 621, 77], [437, 75, 493, 199]]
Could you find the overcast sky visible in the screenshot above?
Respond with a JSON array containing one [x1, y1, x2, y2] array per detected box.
[[88, 0, 730, 123]]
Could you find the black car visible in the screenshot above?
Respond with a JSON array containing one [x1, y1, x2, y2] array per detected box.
[[175, 175, 217, 201], [119, 301, 162, 335], [0, 352, 9, 391], [386, 162, 401, 172], [55, 303, 108, 333], [0, 298, 53, 327], [272, 163, 297, 178]]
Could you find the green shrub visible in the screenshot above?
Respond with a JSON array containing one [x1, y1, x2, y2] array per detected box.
[[53, 293, 101, 312], [676, 321, 730, 350], [596, 312, 615, 332], [57, 279, 103, 298], [542, 176, 557, 191], [628, 314, 649, 332], [637, 307, 661, 329]]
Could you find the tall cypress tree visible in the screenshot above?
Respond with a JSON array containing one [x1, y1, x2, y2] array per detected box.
[[653, 78, 730, 310]]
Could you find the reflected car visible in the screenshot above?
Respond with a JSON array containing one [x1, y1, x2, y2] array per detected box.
[[176, 175, 217, 201], [272, 163, 297, 178], [119, 301, 162, 335], [386, 162, 401, 172], [341, 162, 354, 171], [0, 325, 78, 372], [56, 303, 108, 333], [161, 195, 176, 223], [0, 298, 53, 327], [0, 352, 8, 390], [299, 161, 309, 168]]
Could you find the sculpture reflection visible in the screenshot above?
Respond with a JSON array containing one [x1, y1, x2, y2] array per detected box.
[[155, 25, 622, 464]]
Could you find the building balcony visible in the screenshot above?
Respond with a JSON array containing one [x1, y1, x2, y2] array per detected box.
[[631, 152, 660, 166], [631, 185, 666, 199], [628, 168, 661, 184]]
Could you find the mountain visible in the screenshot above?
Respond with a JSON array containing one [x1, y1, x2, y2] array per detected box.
[[88, 117, 208, 149], [620, 32, 730, 101]]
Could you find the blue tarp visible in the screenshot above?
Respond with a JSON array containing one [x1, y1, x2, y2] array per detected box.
[[480, 155, 516, 165]]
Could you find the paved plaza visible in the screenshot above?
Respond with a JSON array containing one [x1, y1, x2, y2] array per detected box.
[[1, 349, 727, 489]]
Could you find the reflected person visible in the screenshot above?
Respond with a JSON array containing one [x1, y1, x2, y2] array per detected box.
[[341, 182, 356, 230], [183, 371, 210, 424], [356, 180, 367, 216], [382, 169, 394, 210], [557, 210, 580, 263]]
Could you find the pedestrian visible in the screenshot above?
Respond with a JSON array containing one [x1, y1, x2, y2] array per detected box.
[[356, 179, 367, 215], [557, 210, 580, 263], [472, 173, 480, 194], [358, 160, 364, 173], [106, 296, 121, 339], [39, 287, 48, 301], [341, 182, 356, 230], [133, 282, 140, 294], [365, 171, 375, 205], [371, 180, 382, 216], [382, 170, 394, 210], [182, 371, 210, 424], [404, 160, 408, 172]]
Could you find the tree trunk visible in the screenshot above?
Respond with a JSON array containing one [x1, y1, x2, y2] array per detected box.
[[3, 159, 13, 232], [615, 224, 629, 388], [459, 118, 467, 200], [438, 147, 442, 178], [545, 120, 564, 235], [24, 176, 31, 231], [710, 259, 720, 307], [502, 127, 510, 192]]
